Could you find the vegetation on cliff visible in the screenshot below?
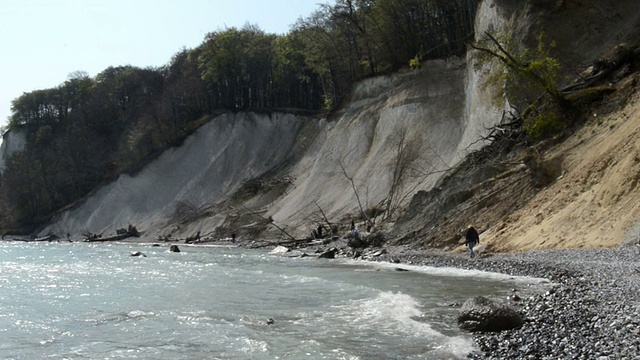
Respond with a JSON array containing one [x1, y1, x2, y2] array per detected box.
[[0, 0, 477, 232]]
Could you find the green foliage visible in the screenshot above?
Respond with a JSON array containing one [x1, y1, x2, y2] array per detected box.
[[409, 54, 421, 70], [475, 32, 562, 103], [524, 106, 563, 138], [323, 95, 334, 112], [473, 31, 566, 138]]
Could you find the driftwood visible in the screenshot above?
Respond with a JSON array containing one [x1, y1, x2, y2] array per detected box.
[[32, 234, 60, 242], [84, 225, 141, 242], [85, 233, 133, 242], [246, 238, 314, 249], [184, 231, 201, 244], [2, 232, 62, 242]]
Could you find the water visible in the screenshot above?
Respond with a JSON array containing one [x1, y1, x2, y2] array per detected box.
[[0, 242, 547, 359]]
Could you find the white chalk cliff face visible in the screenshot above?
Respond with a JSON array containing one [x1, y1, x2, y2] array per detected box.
[[28, 2, 525, 238], [44, 54, 498, 239], [38, 0, 639, 238], [0, 130, 26, 172]]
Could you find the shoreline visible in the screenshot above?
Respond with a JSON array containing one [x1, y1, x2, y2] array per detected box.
[[19, 236, 640, 358], [371, 245, 640, 359], [232, 236, 639, 359], [179, 237, 640, 358]]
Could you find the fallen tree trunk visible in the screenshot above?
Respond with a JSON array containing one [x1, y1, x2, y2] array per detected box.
[[84, 226, 141, 242], [84, 233, 134, 242]]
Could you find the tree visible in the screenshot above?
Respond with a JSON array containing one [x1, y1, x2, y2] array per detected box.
[[382, 129, 420, 221], [471, 32, 566, 137]]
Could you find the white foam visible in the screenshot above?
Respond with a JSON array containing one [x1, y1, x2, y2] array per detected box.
[[336, 291, 436, 336], [239, 338, 269, 353], [342, 258, 551, 285], [334, 291, 477, 356]]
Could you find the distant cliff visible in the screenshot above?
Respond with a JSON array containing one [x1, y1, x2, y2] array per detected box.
[[0, 130, 25, 172]]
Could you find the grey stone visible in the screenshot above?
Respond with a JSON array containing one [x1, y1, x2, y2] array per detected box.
[[458, 296, 524, 332]]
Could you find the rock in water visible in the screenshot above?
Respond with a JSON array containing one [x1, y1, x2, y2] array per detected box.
[[269, 245, 290, 255], [457, 296, 523, 332], [130, 251, 147, 257], [169, 245, 180, 252]]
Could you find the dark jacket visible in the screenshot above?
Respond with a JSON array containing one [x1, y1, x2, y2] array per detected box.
[[465, 227, 479, 245]]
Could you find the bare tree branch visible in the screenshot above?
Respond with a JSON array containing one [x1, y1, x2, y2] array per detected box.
[[236, 204, 297, 241], [337, 159, 370, 223], [314, 201, 334, 229]]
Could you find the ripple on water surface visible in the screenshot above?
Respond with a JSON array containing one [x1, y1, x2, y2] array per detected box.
[[0, 242, 546, 359]]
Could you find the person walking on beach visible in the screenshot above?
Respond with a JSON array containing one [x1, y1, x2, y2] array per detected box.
[[465, 225, 479, 258]]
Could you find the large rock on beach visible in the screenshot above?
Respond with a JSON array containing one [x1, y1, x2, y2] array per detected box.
[[458, 296, 523, 332]]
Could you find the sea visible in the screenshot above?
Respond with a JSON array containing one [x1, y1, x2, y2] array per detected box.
[[0, 242, 548, 359]]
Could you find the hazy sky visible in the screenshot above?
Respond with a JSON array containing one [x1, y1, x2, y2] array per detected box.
[[0, 0, 330, 130]]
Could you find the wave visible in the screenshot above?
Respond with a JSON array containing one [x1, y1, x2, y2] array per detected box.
[[341, 258, 550, 285], [336, 291, 434, 335], [331, 291, 475, 358]]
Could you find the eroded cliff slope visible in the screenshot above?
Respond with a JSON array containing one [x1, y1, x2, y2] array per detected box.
[[38, 0, 640, 250]]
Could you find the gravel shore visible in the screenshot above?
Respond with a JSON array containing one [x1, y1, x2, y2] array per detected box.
[[370, 245, 640, 359]]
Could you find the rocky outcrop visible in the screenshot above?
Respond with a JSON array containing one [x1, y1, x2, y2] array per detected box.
[[458, 296, 523, 332]]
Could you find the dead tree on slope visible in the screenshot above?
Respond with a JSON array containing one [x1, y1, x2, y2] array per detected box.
[[237, 204, 297, 242], [309, 201, 339, 236], [337, 159, 370, 225], [382, 130, 421, 222]]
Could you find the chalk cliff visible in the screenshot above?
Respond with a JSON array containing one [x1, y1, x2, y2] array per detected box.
[[35, 0, 640, 247]]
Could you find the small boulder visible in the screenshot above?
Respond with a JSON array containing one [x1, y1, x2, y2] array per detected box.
[[270, 245, 290, 255], [371, 249, 387, 257], [130, 251, 147, 257], [318, 248, 337, 259], [169, 245, 181, 253], [458, 296, 523, 332]]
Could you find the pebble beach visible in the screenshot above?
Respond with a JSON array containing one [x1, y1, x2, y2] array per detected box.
[[373, 245, 640, 359]]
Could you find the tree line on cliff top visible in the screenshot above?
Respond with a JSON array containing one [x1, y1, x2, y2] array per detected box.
[[0, 0, 477, 232]]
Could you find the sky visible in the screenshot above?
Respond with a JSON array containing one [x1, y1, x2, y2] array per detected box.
[[0, 0, 330, 130]]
